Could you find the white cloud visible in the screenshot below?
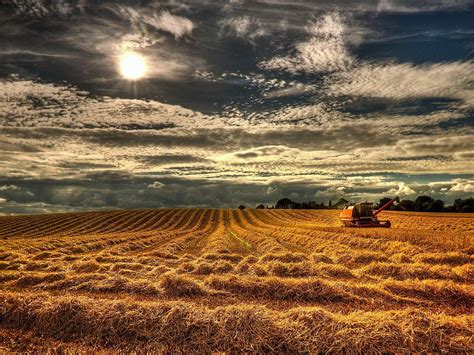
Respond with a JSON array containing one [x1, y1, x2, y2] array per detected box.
[[266, 186, 277, 194], [219, 16, 267, 44], [118, 33, 164, 51], [249, 102, 344, 126], [329, 61, 474, 108], [259, 12, 354, 73], [0, 79, 228, 130], [455, 151, 474, 160], [0, 185, 21, 191], [148, 181, 166, 189], [120, 7, 194, 39], [264, 83, 315, 98], [377, 0, 472, 13], [449, 179, 474, 193], [147, 11, 194, 39], [259, 11, 473, 111], [426, 179, 474, 196], [314, 186, 346, 199], [215, 145, 298, 162], [8, 0, 86, 17], [386, 182, 416, 196], [398, 135, 474, 155]]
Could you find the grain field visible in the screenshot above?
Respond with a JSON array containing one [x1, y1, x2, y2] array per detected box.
[[0, 209, 472, 352]]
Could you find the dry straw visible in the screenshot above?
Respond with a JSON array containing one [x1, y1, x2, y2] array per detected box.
[[0, 208, 472, 352]]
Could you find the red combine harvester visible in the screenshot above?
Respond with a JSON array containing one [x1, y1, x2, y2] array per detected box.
[[339, 196, 400, 228]]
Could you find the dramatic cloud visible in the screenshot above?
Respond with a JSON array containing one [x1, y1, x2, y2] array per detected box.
[[329, 61, 474, 108], [0, 1, 473, 214], [216, 145, 297, 162], [264, 83, 315, 99], [449, 179, 474, 193], [144, 11, 194, 39], [385, 182, 416, 196], [219, 16, 267, 44], [5, 0, 87, 18], [260, 12, 355, 73], [376, 0, 473, 13], [0, 78, 223, 129], [118, 7, 194, 39], [0, 185, 20, 191], [148, 181, 166, 189]]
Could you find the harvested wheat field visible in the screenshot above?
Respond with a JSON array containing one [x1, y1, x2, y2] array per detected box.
[[0, 208, 473, 352]]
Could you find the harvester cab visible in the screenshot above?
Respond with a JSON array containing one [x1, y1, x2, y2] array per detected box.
[[339, 196, 399, 228]]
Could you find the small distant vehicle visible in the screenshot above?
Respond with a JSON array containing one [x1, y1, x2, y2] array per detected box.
[[339, 196, 400, 228]]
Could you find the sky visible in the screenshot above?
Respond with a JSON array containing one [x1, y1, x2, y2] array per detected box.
[[0, 0, 473, 214]]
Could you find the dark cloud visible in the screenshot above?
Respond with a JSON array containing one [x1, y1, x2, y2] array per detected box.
[[0, 140, 40, 152], [137, 154, 209, 165], [1, 124, 398, 151], [1, 0, 87, 18], [2, 173, 472, 215]]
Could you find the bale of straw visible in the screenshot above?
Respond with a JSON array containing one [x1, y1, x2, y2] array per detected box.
[[243, 255, 258, 264], [15, 273, 66, 288], [192, 262, 214, 275], [0, 262, 9, 270], [265, 261, 313, 277], [176, 262, 195, 273], [349, 251, 389, 265], [214, 261, 234, 274], [0, 292, 471, 352], [453, 264, 474, 281], [110, 263, 144, 272], [160, 274, 207, 297], [24, 262, 50, 271], [314, 264, 354, 279], [251, 265, 268, 276], [414, 252, 472, 266], [207, 276, 350, 303], [203, 253, 243, 263], [148, 251, 179, 260], [382, 280, 474, 307], [390, 253, 413, 263], [260, 252, 308, 263], [311, 253, 333, 264], [72, 261, 101, 273]]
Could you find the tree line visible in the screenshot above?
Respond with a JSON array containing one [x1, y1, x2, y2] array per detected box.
[[376, 196, 474, 213], [249, 196, 474, 212]]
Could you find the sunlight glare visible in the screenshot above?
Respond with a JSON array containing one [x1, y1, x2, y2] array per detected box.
[[119, 52, 146, 80]]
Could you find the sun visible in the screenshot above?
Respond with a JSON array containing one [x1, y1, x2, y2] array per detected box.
[[119, 52, 146, 80]]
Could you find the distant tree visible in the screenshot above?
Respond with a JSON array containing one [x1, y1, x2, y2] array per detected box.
[[461, 205, 474, 213], [398, 199, 416, 211], [301, 201, 316, 209], [333, 198, 349, 209], [443, 204, 457, 212], [256, 204, 265, 209], [427, 199, 444, 212], [415, 196, 434, 212], [263, 195, 472, 213], [454, 198, 474, 212], [377, 197, 392, 209], [275, 198, 299, 209], [238, 205, 246, 209]]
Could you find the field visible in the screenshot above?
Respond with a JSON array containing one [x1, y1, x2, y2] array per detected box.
[[0, 208, 473, 352]]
